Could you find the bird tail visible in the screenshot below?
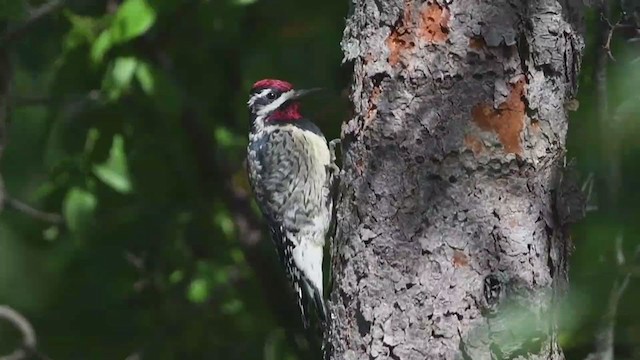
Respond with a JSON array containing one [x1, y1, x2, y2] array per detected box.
[[300, 275, 328, 329], [305, 276, 328, 320], [269, 226, 328, 329]]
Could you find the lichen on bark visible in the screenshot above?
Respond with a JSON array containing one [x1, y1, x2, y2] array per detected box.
[[328, 1, 585, 359]]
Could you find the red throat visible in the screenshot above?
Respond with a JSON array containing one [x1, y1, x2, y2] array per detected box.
[[268, 102, 303, 121]]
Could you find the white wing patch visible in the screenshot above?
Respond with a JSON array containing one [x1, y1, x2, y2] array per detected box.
[[292, 240, 324, 297]]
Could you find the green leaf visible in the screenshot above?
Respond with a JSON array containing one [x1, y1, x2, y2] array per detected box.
[[230, 248, 245, 264], [221, 298, 243, 315], [169, 270, 184, 284], [213, 211, 234, 237], [90, 0, 156, 63], [135, 61, 155, 94], [63, 10, 101, 50], [187, 278, 209, 303], [90, 30, 113, 63], [214, 127, 243, 148], [42, 226, 60, 242], [92, 134, 132, 194], [63, 188, 98, 233], [84, 127, 100, 153], [112, 57, 137, 87], [111, 0, 156, 43], [102, 57, 138, 100]]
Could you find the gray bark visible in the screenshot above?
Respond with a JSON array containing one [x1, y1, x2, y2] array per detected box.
[[328, 1, 585, 359]]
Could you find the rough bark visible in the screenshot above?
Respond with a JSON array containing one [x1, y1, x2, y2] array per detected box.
[[328, 1, 584, 359]]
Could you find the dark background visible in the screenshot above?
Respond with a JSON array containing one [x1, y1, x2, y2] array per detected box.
[[0, 1, 638, 359]]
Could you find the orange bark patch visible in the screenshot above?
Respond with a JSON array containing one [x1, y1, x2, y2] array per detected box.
[[386, 0, 415, 66], [471, 78, 526, 154], [420, 2, 449, 43], [387, 28, 415, 66], [469, 36, 486, 50], [387, 1, 449, 64], [453, 250, 469, 268], [464, 135, 485, 155]]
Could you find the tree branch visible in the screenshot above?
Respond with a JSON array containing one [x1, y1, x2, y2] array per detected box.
[[0, 0, 65, 48], [600, 13, 623, 61], [0, 305, 51, 360], [4, 195, 64, 224]]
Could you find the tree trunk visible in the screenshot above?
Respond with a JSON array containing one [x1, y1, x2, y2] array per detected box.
[[328, 1, 584, 359]]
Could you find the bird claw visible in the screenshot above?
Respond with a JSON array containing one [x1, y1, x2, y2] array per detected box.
[[326, 138, 341, 188], [329, 138, 341, 165]]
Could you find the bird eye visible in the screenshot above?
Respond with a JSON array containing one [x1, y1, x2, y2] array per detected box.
[[267, 92, 277, 100]]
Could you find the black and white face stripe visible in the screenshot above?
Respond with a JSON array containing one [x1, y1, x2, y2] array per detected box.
[[248, 87, 296, 118], [247, 88, 272, 107]]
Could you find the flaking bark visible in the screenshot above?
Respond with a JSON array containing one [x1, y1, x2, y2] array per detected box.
[[328, 1, 585, 359]]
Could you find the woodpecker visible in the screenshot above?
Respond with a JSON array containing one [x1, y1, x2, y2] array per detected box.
[[246, 79, 338, 329]]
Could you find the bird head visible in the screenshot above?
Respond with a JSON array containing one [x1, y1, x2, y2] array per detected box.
[[248, 79, 320, 122]]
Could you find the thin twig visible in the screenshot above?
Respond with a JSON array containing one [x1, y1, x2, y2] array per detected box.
[[4, 195, 64, 224], [585, 235, 640, 360], [0, 0, 65, 47], [601, 13, 623, 61], [595, 3, 622, 213], [0, 305, 36, 360], [599, 12, 639, 61]]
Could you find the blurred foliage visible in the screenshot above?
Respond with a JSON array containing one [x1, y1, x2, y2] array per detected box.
[[565, 6, 640, 360], [0, 0, 347, 359], [0, 1, 638, 359]]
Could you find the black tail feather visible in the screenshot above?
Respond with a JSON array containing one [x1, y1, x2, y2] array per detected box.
[[301, 276, 328, 330], [268, 225, 328, 330]]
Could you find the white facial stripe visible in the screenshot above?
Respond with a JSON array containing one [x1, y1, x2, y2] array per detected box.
[[247, 88, 271, 106], [257, 89, 295, 116]]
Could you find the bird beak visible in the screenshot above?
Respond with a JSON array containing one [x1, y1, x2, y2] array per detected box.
[[291, 88, 323, 100]]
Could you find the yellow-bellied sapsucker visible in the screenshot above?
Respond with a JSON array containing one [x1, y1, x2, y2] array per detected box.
[[246, 79, 338, 329]]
